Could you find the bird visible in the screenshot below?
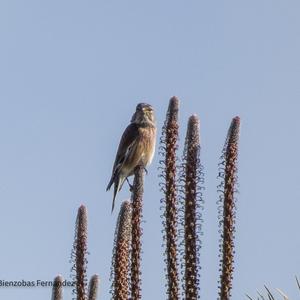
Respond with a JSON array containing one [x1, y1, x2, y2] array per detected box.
[[106, 103, 156, 213]]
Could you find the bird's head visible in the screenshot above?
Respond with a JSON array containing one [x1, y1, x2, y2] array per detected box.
[[131, 103, 155, 126]]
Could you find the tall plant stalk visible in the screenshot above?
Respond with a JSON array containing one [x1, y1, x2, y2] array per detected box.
[[160, 96, 180, 300], [112, 201, 132, 300], [182, 115, 202, 300], [131, 165, 145, 300], [51, 275, 64, 300], [72, 205, 88, 300], [218, 117, 240, 300], [88, 274, 100, 300]]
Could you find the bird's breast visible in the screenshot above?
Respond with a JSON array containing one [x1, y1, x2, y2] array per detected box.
[[138, 126, 156, 166]]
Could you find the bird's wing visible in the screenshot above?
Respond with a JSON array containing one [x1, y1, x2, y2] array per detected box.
[[114, 123, 139, 169], [106, 123, 139, 191]]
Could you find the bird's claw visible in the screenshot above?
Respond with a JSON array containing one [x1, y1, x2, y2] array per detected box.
[[126, 178, 134, 192]]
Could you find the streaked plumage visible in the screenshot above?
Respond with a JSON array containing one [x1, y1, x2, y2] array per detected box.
[[106, 103, 156, 212]]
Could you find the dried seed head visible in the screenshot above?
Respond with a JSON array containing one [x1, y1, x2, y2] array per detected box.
[[159, 97, 180, 300], [130, 166, 144, 300], [111, 201, 132, 300], [88, 274, 100, 300], [218, 117, 240, 300], [71, 205, 88, 300], [51, 275, 64, 300], [167, 96, 179, 123], [117, 201, 132, 242], [180, 114, 203, 300]]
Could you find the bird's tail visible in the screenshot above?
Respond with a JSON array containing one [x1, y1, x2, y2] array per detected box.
[[111, 174, 126, 213], [106, 175, 114, 191], [111, 183, 118, 213]]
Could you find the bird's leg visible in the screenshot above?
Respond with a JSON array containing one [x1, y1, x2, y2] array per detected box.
[[126, 178, 134, 192]]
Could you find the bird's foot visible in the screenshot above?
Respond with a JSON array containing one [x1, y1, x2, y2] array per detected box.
[[126, 178, 134, 192], [143, 167, 148, 175]]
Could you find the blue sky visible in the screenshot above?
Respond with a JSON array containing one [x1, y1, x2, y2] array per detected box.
[[0, 1, 300, 299]]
